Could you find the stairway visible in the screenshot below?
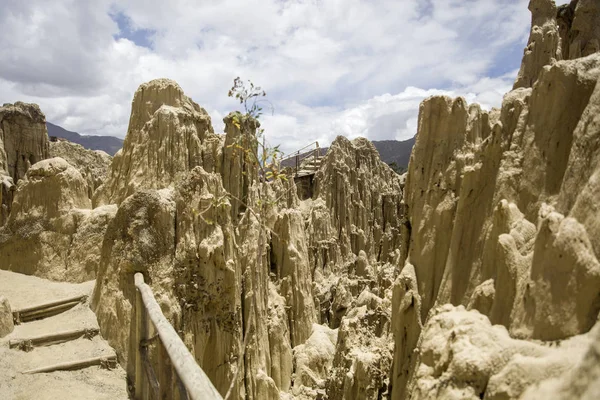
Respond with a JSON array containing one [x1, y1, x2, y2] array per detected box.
[[296, 155, 323, 177], [0, 270, 128, 400]]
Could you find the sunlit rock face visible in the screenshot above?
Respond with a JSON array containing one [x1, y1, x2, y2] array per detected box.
[[0, 104, 115, 282], [93, 78, 217, 207], [86, 74, 406, 400], [0, 157, 115, 282], [49, 140, 112, 200], [390, 1, 600, 397], [514, 0, 600, 89], [0, 102, 50, 226]]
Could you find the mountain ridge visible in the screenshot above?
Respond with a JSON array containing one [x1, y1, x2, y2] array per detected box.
[[47, 121, 415, 168], [46, 122, 124, 156]]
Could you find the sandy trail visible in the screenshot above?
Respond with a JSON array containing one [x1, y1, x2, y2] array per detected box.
[[0, 270, 129, 400]]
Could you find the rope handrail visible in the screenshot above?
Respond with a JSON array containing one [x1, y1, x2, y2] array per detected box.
[[134, 273, 222, 400]]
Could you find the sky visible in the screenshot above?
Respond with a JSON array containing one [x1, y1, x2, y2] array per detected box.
[[0, 0, 570, 154]]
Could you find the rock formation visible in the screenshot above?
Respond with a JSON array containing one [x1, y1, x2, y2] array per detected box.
[[49, 140, 111, 199], [405, 305, 596, 400], [514, 0, 600, 89], [88, 77, 405, 399], [93, 79, 218, 206], [222, 112, 259, 220], [4, 2, 598, 397], [0, 157, 115, 282], [0, 102, 50, 225], [391, 1, 600, 398], [0, 296, 13, 338]]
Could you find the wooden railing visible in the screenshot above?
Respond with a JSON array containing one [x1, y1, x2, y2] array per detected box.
[[133, 273, 222, 400], [280, 141, 322, 176]]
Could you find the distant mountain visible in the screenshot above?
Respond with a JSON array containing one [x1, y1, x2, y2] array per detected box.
[[46, 122, 124, 156], [281, 136, 416, 171], [372, 136, 416, 171]]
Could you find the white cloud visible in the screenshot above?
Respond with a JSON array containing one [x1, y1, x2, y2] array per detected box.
[[260, 69, 516, 154], [0, 0, 532, 154]]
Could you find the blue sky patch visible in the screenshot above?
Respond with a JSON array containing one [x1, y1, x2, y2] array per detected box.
[[110, 11, 155, 49]]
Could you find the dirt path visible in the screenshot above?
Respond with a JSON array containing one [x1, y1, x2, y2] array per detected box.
[[0, 271, 129, 400]]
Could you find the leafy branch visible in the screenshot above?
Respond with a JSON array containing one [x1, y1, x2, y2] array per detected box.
[[227, 78, 286, 182]]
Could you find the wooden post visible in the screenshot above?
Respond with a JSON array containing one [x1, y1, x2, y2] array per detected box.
[[157, 340, 170, 400], [133, 273, 222, 400], [176, 373, 189, 400], [135, 275, 144, 399]]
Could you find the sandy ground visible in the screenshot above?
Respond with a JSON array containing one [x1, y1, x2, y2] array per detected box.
[[0, 271, 129, 400]]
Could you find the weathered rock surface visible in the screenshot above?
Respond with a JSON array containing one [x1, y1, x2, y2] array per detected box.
[[326, 288, 394, 400], [406, 305, 597, 400], [520, 321, 600, 400], [222, 112, 259, 221], [89, 77, 405, 400], [91, 188, 179, 385], [4, 1, 600, 399], [514, 0, 560, 89], [0, 158, 115, 282], [0, 102, 50, 183], [313, 136, 403, 267], [0, 296, 13, 338], [391, 2, 600, 397], [50, 140, 111, 199], [94, 79, 217, 206], [515, 0, 600, 89], [0, 102, 50, 225], [292, 324, 337, 395]]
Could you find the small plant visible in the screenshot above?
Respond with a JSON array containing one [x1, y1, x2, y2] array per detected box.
[[227, 77, 286, 182], [228, 77, 271, 120], [223, 78, 291, 400]]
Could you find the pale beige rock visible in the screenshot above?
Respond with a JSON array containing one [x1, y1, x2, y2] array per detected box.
[[9, 157, 91, 220], [326, 289, 393, 400], [50, 140, 111, 199], [520, 322, 600, 400], [313, 136, 402, 267], [236, 183, 283, 400], [87, 78, 405, 399], [94, 168, 246, 399], [273, 209, 317, 347], [567, 0, 600, 59], [174, 167, 244, 398], [392, 30, 600, 399], [267, 284, 293, 393], [390, 263, 422, 400], [221, 112, 259, 221], [405, 305, 595, 400], [92, 188, 178, 382], [0, 158, 112, 282], [0, 102, 50, 225], [292, 323, 338, 393], [401, 95, 472, 320], [514, 0, 559, 89], [94, 79, 216, 206], [467, 279, 495, 316], [515, 0, 600, 89], [516, 204, 600, 340], [0, 102, 49, 183], [0, 296, 13, 338]]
